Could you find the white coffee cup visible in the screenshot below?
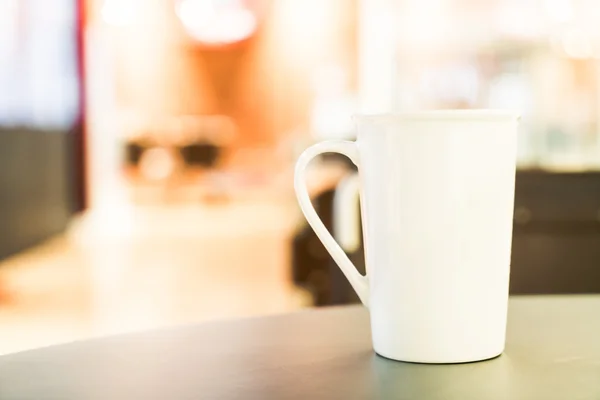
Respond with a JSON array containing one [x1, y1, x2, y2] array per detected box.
[[295, 110, 519, 363]]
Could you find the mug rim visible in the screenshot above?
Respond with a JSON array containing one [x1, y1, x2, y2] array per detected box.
[[355, 109, 520, 122]]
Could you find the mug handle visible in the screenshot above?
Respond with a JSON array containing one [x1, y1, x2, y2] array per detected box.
[[294, 140, 369, 307]]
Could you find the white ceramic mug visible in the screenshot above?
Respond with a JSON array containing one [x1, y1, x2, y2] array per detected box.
[[295, 110, 519, 363]]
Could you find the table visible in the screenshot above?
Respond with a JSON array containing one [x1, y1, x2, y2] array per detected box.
[[1, 296, 599, 399]]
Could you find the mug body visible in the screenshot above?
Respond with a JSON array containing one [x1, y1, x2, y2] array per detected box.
[[356, 111, 518, 363]]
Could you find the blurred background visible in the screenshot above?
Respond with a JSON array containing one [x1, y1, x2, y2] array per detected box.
[[1, 0, 600, 354]]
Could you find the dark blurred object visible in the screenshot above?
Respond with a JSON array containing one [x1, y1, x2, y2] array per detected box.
[[0, 128, 78, 260], [510, 171, 600, 294], [180, 142, 220, 168], [125, 142, 146, 166], [124, 141, 222, 169], [122, 115, 235, 181], [293, 170, 600, 307]]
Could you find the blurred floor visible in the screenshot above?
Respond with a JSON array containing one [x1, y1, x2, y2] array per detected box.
[[0, 199, 312, 355]]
